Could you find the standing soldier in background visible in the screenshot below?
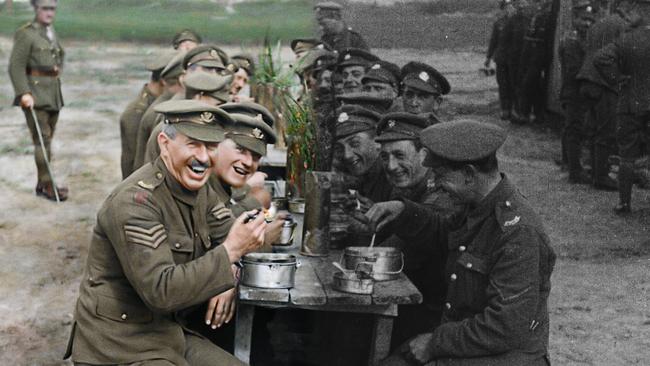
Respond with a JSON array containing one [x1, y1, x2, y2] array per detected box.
[[577, 0, 632, 190], [595, 0, 650, 213], [172, 29, 202, 51], [119, 58, 167, 179], [485, 0, 516, 120], [517, 0, 555, 124], [558, 0, 596, 184], [314, 1, 369, 51], [9, 0, 67, 201]]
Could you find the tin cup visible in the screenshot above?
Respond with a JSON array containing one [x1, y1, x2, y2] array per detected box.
[[276, 215, 297, 246]]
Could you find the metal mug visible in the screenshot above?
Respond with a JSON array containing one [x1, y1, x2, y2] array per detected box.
[[276, 216, 297, 246]]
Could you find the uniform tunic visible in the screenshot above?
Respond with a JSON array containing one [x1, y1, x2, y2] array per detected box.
[[120, 84, 158, 179], [390, 175, 555, 365], [487, 15, 513, 113], [132, 90, 175, 170], [66, 158, 239, 365], [321, 27, 369, 51]]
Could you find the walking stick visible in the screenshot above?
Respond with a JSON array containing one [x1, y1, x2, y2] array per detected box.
[[29, 106, 60, 203]]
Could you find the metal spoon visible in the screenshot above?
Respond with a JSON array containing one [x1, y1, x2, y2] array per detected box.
[[369, 232, 377, 248]]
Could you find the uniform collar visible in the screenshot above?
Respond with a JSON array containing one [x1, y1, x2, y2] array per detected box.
[[390, 169, 432, 202], [466, 173, 514, 228], [155, 158, 199, 206]]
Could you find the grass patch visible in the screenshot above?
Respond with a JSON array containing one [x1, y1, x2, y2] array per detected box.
[[0, 0, 314, 45]]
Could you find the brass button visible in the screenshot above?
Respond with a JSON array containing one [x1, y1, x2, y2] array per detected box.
[[445, 302, 451, 310], [121, 313, 128, 320], [194, 233, 198, 237], [156, 172, 163, 179], [450, 274, 457, 281], [174, 243, 181, 249], [459, 246, 466, 252], [466, 262, 473, 269], [88, 277, 94, 282]]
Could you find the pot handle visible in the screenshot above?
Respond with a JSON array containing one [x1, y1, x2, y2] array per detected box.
[[296, 259, 302, 268], [378, 253, 405, 275]]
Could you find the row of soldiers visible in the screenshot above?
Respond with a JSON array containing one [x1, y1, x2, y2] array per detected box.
[[559, 0, 650, 213]]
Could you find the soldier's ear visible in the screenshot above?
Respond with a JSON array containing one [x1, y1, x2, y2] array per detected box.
[[158, 132, 171, 158]]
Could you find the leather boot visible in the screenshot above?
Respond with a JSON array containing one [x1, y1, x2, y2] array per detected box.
[[567, 139, 590, 184], [593, 144, 618, 191], [615, 161, 634, 214], [36, 182, 69, 202]]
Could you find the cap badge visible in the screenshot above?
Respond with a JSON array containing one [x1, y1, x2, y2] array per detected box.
[[316, 44, 324, 49], [210, 49, 219, 59], [200, 112, 215, 123], [371, 64, 381, 70], [586, 6, 592, 12], [419, 72, 430, 82], [227, 64, 236, 72], [387, 120, 396, 129], [317, 60, 322, 66], [252, 128, 264, 140], [338, 112, 349, 123], [344, 54, 351, 60]]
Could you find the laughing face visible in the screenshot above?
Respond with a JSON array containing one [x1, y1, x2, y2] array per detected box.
[[334, 131, 380, 177], [158, 130, 216, 191], [341, 65, 365, 93], [379, 140, 428, 189], [212, 138, 261, 188]]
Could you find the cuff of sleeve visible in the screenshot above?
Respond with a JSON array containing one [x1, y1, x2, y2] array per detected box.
[[393, 198, 432, 238], [209, 245, 237, 291]]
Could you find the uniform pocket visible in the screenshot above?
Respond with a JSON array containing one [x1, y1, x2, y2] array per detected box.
[[168, 232, 195, 264], [453, 252, 490, 309], [95, 294, 153, 324]]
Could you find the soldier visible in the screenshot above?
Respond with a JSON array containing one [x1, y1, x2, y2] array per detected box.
[[502, 0, 536, 123], [578, 0, 633, 190], [293, 48, 337, 95], [337, 91, 394, 114], [485, 0, 517, 120], [361, 60, 402, 110], [119, 57, 168, 179], [517, 0, 555, 124], [143, 71, 233, 165], [371, 113, 457, 349], [337, 48, 380, 94], [230, 54, 255, 103], [400, 61, 450, 124], [333, 105, 392, 203], [594, 0, 650, 213], [132, 50, 187, 170], [172, 29, 202, 51], [9, 0, 67, 201], [368, 119, 556, 366], [64, 100, 265, 365], [559, 1, 597, 184], [314, 1, 369, 51], [290, 38, 322, 59]]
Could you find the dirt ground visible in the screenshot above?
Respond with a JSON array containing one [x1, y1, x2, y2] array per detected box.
[[0, 37, 648, 366]]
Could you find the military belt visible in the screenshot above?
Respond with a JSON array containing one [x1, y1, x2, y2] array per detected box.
[[27, 69, 59, 77]]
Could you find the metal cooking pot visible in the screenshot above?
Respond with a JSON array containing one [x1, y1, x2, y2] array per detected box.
[[240, 253, 299, 289], [342, 247, 404, 281], [332, 270, 374, 295]]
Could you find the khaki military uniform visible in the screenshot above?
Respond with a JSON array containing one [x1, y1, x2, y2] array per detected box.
[[120, 84, 158, 179], [65, 158, 244, 365], [9, 20, 64, 186], [132, 90, 175, 170], [382, 175, 555, 366]]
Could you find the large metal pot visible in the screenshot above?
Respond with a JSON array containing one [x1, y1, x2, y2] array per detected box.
[[240, 253, 299, 289], [342, 247, 404, 281]]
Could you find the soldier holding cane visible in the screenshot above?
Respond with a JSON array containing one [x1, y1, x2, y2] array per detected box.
[[9, 0, 67, 201]]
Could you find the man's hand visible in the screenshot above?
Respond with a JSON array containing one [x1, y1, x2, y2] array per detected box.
[[349, 210, 372, 234], [20, 94, 34, 109], [264, 212, 288, 246], [356, 194, 375, 214], [204, 288, 237, 329], [365, 201, 405, 233], [222, 210, 266, 263], [403, 333, 435, 365]]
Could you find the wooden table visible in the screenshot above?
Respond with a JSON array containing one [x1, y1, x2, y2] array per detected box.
[[234, 250, 422, 365]]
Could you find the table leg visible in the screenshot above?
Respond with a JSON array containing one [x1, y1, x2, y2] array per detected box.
[[234, 303, 255, 363], [368, 315, 394, 366]]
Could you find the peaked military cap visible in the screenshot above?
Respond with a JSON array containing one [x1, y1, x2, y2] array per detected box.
[[224, 112, 277, 156], [291, 38, 322, 55], [172, 29, 202, 49], [337, 48, 380, 69], [154, 100, 232, 143], [336, 91, 394, 114], [335, 105, 381, 139], [183, 44, 230, 71], [146, 51, 176, 72], [294, 49, 337, 74], [219, 101, 275, 128], [33, 0, 57, 7], [231, 54, 255, 75], [184, 71, 233, 103], [314, 1, 343, 19], [421, 119, 506, 163], [160, 51, 187, 80], [376, 112, 430, 142], [401, 61, 451, 96], [362, 60, 401, 89]]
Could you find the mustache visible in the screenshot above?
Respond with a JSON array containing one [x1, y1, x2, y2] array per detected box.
[[190, 158, 211, 169]]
